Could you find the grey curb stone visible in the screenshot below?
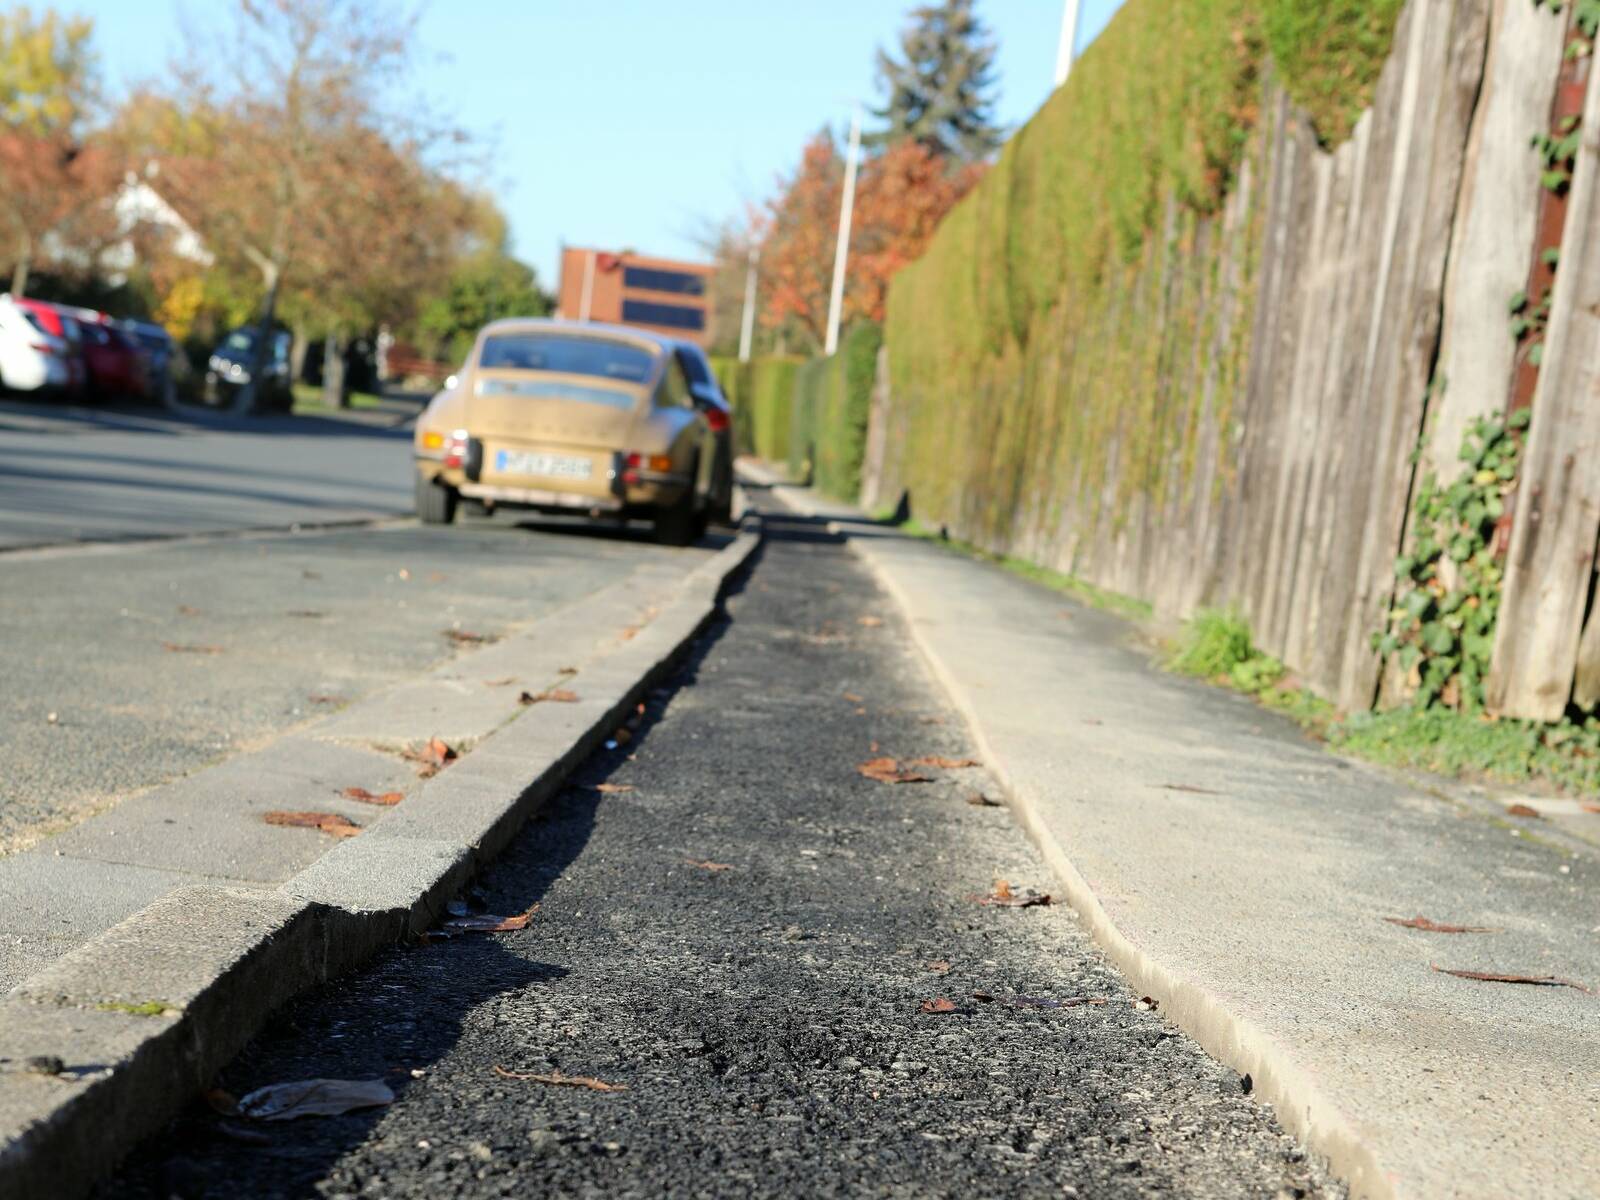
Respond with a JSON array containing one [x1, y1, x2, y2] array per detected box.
[[0, 519, 761, 1199]]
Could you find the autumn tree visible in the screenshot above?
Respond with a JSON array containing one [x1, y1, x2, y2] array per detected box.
[[868, 0, 1002, 163], [158, 0, 435, 411], [759, 131, 841, 350], [0, 8, 116, 296], [416, 195, 549, 367]]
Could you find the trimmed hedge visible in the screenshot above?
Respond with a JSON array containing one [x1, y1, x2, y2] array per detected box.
[[710, 355, 801, 463], [787, 322, 882, 499]]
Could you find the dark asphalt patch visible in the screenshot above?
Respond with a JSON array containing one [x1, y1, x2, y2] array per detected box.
[[104, 508, 1342, 1199]]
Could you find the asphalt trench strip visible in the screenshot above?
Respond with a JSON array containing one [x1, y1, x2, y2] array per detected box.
[[103, 506, 1343, 1199]]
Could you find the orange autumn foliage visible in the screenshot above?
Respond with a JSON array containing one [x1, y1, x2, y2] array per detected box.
[[761, 134, 983, 345]]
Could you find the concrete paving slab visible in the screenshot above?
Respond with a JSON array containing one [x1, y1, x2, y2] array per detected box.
[[281, 836, 472, 936], [43, 737, 416, 883], [758, 473, 1600, 1200]]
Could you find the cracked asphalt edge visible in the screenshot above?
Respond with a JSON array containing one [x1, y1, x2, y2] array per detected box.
[[758, 477, 1389, 1200], [0, 512, 763, 1200]]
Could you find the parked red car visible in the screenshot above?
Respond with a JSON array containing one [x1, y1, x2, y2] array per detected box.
[[64, 306, 148, 401], [13, 297, 86, 395]]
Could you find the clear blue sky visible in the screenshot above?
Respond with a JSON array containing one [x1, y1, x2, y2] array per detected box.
[[73, 0, 1123, 285]]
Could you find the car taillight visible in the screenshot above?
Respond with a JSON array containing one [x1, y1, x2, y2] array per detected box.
[[621, 452, 674, 484], [443, 429, 470, 468], [703, 406, 729, 433], [30, 343, 53, 355]]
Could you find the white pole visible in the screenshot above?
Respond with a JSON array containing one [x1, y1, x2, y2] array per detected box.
[[737, 246, 759, 363], [578, 249, 596, 322], [823, 106, 861, 357], [1054, 0, 1082, 88]]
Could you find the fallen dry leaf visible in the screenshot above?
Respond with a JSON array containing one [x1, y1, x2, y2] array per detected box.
[[443, 629, 488, 646], [287, 610, 325, 619], [557, 666, 578, 675], [177, 604, 202, 617], [593, 783, 634, 794], [685, 858, 733, 871], [1160, 783, 1222, 795], [910, 755, 981, 769], [918, 716, 947, 726], [341, 787, 403, 807], [1581, 803, 1600, 814], [237, 1078, 393, 1121], [483, 677, 517, 688], [161, 641, 224, 655], [974, 879, 1051, 908], [263, 811, 361, 838], [1384, 915, 1497, 934], [1430, 964, 1594, 993], [920, 998, 957, 1014], [926, 960, 952, 974], [858, 615, 883, 627], [611, 727, 633, 746], [308, 693, 346, 706], [401, 737, 458, 777], [426, 571, 447, 583], [301, 569, 322, 580], [397, 568, 411, 581], [966, 793, 1002, 807], [444, 904, 538, 934], [493, 1066, 627, 1092], [203, 1088, 239, 1116], [974, 993, 1104, 1009], [619, 626, 639, 642], [842, 692, 864, 703], [858, 756, 933, 784], [1135, 995, 1160, 1012], [1505, 803, 1541, 819], [522, 688, 578, 705]]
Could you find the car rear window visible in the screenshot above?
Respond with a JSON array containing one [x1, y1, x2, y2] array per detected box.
[[478, 334, 655, 383]]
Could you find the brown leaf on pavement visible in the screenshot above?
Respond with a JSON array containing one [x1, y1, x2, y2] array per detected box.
[[177, 604, 202, 617], [161, 641, 224, 655], [301, 569, 322, 580], [493, 1066, 627, 1092], [557, 665, 578, 674], [909, 755, 981, 769], [1384, 915, 1498, 934], [401, 737, 458, 777], [236, 1078, 394, 1121], [1582, 803, 1600, 814], [1505, 803, 1542, 818], [858, 756, 933, 784], [685, 859, 732, 871], [966, 793, 1002, 807], [973, 879, 1051, 908], [443, 629, 489, 646], [918, 716, 946, 726], [842, 692, 864, 703], [287, 610, 325, 619], [263, 811, 361, 838], [1160, 783, 1222, 795], [483, 677, 516, 687], [920, 998, 957, 1014], [521, 688, 579, 705], [308, 693, 346, 705], [426, 571, 447, 583], [593, 783, 634, 794], [341, 787, 403, 806], [1429, 964, 1594, 993], [445, 904, 538, 933], [611, 727, 633, 745], [857, 615, 883, 627], [926, 960, 952, 973]]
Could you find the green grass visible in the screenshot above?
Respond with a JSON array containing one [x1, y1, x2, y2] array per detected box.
[[1165, 608, 1336, 734], [291, 383, 386, 414], [98, 999, 173, 1017], [1262, 0, 1407, 146]]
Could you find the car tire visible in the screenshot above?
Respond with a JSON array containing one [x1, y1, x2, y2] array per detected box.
[[416, 472, 458, 525], [653, 486, 700, 547]]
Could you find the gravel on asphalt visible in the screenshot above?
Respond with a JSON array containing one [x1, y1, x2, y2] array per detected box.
[[104, 505, 1343, 1199]]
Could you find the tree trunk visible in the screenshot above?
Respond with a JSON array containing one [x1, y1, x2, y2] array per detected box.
[[12, 234, 30, 298], [289, 327, 309, 385], [323, 332, 348, 408]]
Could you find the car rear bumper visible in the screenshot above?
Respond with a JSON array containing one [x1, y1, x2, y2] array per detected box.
[[457, 482, 625, 512]]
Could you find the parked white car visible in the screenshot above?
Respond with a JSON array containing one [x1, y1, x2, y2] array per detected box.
[[0, 294, 71, 393]]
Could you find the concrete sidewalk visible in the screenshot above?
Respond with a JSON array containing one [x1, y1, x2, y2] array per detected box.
[[748, 466, 1599, 1200]]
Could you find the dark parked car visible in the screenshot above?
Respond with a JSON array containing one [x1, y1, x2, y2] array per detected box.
[[672, 339, 735, 524], [205, 326, 292, 410], [117, 319, 182, 405]]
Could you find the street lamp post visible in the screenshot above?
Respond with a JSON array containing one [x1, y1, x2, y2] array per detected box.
[[823, 106, 861, 358], [1054, 0, 1083, 88], [738, 246, 759, 363]]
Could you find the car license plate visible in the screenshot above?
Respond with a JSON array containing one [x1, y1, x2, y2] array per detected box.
[[495, 450, 592, 481]]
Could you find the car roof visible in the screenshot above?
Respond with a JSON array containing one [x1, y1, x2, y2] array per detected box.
[[479, 317, 676, 354]]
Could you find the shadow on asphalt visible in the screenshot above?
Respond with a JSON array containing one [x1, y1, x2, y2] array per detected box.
[[102, 554, 756, 1199], [0, 396, 419, 440]]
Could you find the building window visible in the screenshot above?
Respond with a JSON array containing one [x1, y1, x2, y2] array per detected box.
[[623, 266, 706, 296], [622, 299, 706, 331]]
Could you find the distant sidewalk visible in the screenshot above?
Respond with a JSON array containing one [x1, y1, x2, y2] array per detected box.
[[741, 461, 1599, 1200]]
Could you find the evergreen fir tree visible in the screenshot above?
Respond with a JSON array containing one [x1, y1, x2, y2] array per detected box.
[[868, 0, 1003, 163]]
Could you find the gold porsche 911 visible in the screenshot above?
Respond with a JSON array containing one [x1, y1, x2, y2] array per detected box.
[[412, 319, 734, 545]]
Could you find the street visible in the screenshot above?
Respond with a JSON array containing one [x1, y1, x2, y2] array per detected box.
[[102, 506, 1338, 1199]]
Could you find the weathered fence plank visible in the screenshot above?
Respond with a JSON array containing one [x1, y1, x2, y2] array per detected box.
[[1486, 53, 1600, 720]]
